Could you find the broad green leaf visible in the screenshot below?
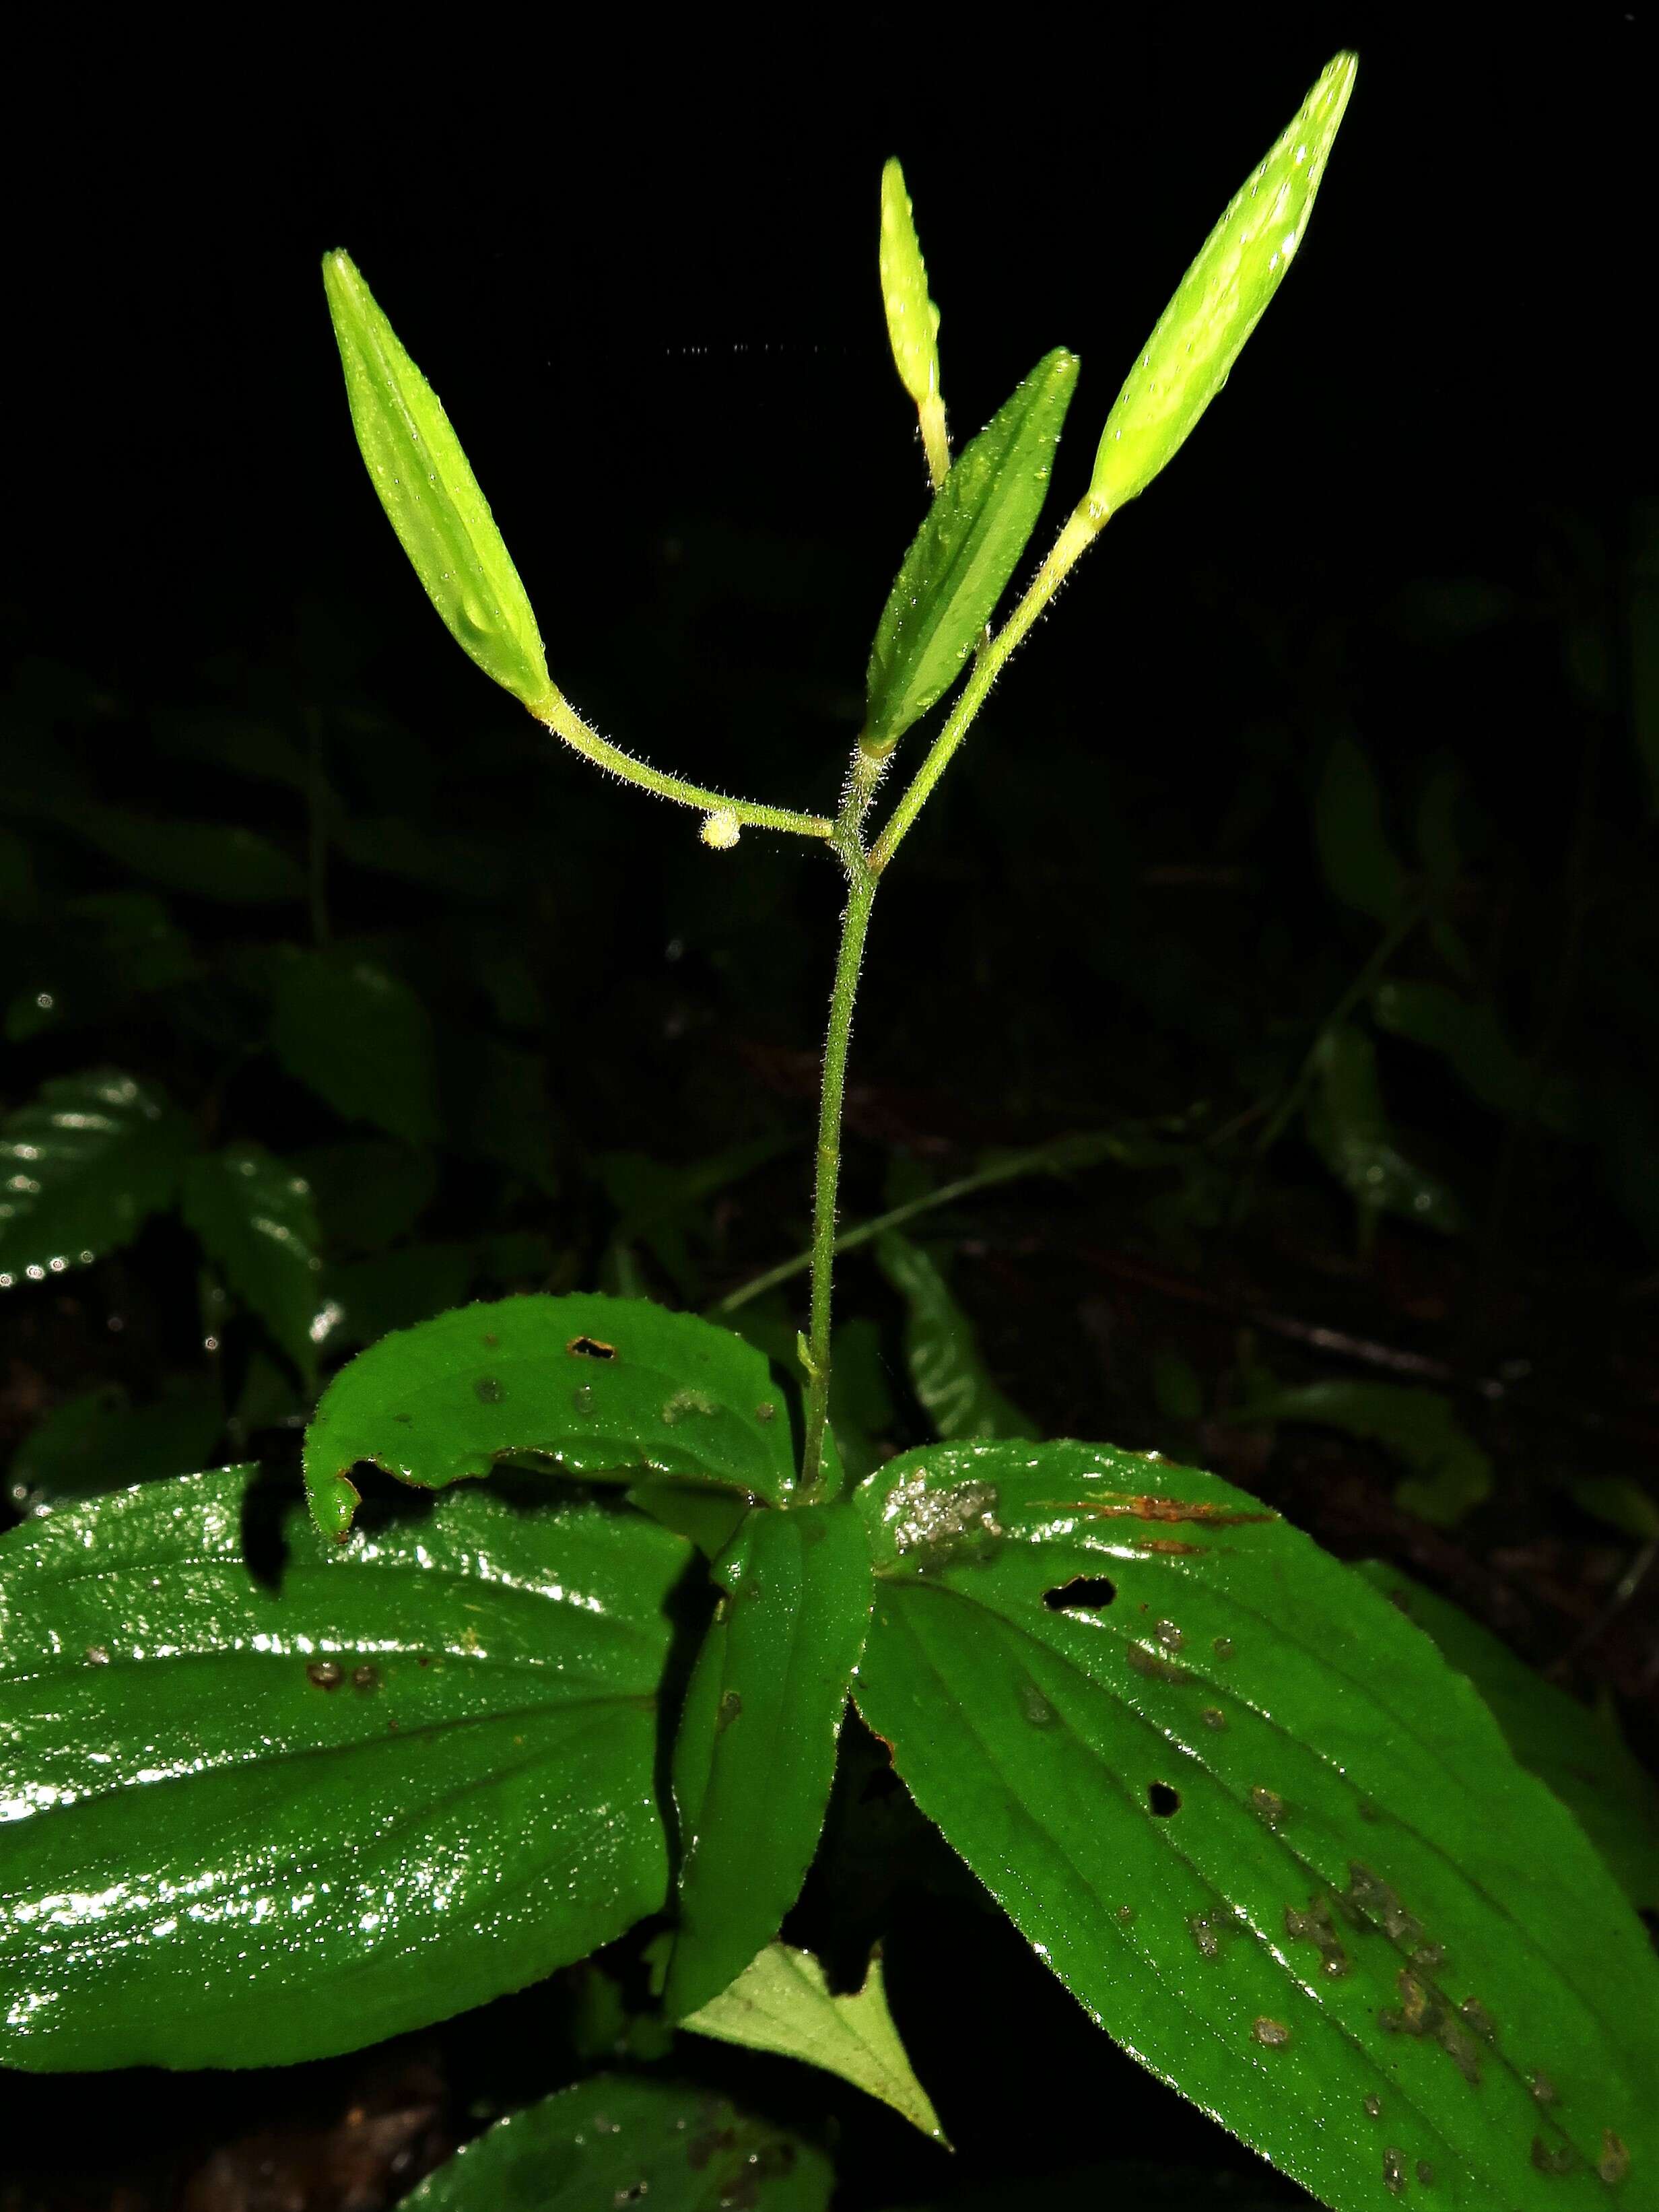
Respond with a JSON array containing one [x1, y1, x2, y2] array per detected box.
[[854, 1440, 1659, 2212], [65, 808, 305, 904], [1354, 1562, 1659, 1915], [1088, 54, 1357, 515], [663, 1504, 872, 2018], [879, 158, 941, 413], [268, 949, 439, 1148], [0, 1071, 195, 1289], [323, 252, 553, 710], [1315, 735, 1405, 926], [685, 1943, 945, 2142], [1227, 1378, 1492, 1528], [5, 1380, 222, 1517], [399, 2073, 832, 2212], [303, 1292, 797, 1539], [1305, 1027, 1465, 1234], [875, 1232, 1037, 1441], [1373, 981, 1583, 1137], [294, 1140, 436, 1257], [0, 1466, 687, 2070], [863, 351, 1079, 756], [181, 1145, 333, 1378]]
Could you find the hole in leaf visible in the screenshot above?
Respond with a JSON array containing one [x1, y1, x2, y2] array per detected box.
[[1148, 1782, 1181, 1817], [567, 1335, 618, 1360], [1044, 1574, 1116, 1611]]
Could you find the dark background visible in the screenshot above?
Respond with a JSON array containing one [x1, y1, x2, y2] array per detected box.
[[3, 13, 1657, 2207]]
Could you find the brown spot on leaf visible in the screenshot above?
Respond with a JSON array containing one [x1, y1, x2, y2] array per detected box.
[[306, 1661, 343, 1690], [1599, 2131, 1630, 2186], [1034, 1492, 1277, 1526], [1382, 2147, 1406, 2196], [1532, 2137, 1578, 2177], [1252, 2017, 1291, 2047], [474, 1376, 504, 1404], [352, 1664, 380, 1691], [1250, 1786, 1285, 1827], [1127, 1640, 1192, 1684], [1363, 2095, 1382, 2119], [567, 1335, 618, 1360]]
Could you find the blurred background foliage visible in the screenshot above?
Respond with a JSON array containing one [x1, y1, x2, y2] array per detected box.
[[3, 13, 1656, 2208]]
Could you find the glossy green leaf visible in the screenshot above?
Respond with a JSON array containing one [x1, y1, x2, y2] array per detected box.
[[684, 1942, 945, 2142], [1316, 735, 1405, 926], [664, 1504, 872, 2018], [1306, 1027, 1466, 1234], [0, 1071, 195, 1289], [879, 159, 941, 416], [0, 1465, 687, 2070], [1228, 1378, 1492, 1528], [1088, 54, 1357, 515], [875, 1232, 1037, 1441], [854, 1439, 1659, 2212], [323, 252, 553, 710], [181, 1145, 333, 1378], [400, 2073, 832, 2212], [1354, 1562, 1659, 1914], [303, 1293, 797, 1539], [863, 351, 1079, 756], [5, 1380, 222, 1518], [294, 1140, 436, 1258], [65, 808, 305, 904], [268, 949, 439, 1148]]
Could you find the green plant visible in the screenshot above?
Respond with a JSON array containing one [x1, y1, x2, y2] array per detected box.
[[5, 53, 1657, 2212]]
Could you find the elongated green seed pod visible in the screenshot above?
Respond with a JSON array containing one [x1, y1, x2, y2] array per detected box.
[[1088, 52, 1357, 519], [879, 158, 941, 416], [323, 252, 553, 710]]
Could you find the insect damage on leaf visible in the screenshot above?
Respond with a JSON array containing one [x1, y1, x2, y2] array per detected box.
[[567, 1335, 618, 1360]]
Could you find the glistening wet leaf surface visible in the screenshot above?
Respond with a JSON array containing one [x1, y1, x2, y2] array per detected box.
[[0, 1466, 687, 2069], [302, 1292, 797, 1537], [853, 1440, 1659, 2211], [400, 2071, 832, 2212], [665, 1501, 873, 2018]]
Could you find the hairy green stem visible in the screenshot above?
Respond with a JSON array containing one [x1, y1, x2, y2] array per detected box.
[[534, 690, 834, 840], [797, 745, 891, 1496]]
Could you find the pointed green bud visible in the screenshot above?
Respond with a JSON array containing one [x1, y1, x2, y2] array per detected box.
[[879, 158, 941, 415], [1088, 52, 1357, 519], [322, 251, 553, 710]]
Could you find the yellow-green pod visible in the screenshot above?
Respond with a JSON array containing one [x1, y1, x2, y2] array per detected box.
[[323, 252, 553, 710], [879, 160, 949, 485], [1088, 52, 1357, 520]]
